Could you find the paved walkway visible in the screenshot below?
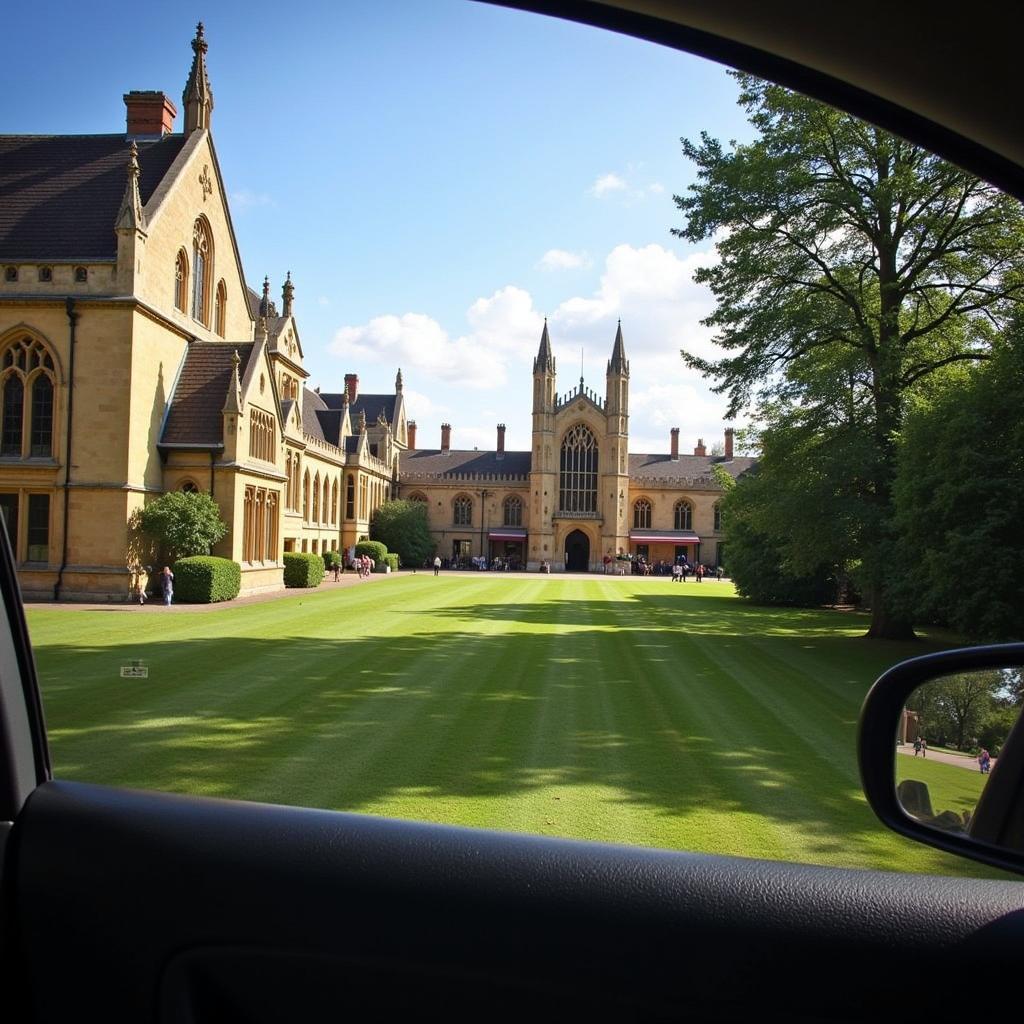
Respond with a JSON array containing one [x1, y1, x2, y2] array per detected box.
[[896, 743, 992, 773]]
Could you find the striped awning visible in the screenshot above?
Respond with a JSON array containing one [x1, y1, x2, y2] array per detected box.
[[489, 528, 527, 540], [629, 530, 700, 544]]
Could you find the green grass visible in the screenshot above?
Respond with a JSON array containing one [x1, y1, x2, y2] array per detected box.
[[896, 755, 987, 820], [25, 576, 1012, 878]]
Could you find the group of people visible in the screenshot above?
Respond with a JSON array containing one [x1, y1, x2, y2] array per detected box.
[[351, 553, 376, 578], [134, 565, 175, 607], [913, 736, 929, 757]]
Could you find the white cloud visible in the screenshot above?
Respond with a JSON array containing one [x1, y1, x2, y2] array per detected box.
[[538, 248, 591, 271], [229, 188, 273, 210], [588, 173, 627, 198], [648, 182, 665, 195], [317, 295, 331, 307]]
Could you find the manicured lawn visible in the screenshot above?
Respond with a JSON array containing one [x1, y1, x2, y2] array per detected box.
[[896, 754, 987, 820], [25, 575, 1006, 877]]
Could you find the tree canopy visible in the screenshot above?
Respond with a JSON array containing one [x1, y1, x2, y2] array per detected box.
[[675, 73, 1024, 637], [371, 499, 434, 568], [137, 491, 227, 562]]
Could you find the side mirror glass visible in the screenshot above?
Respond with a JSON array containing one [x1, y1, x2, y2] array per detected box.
[[859, 646, 1024, 876]]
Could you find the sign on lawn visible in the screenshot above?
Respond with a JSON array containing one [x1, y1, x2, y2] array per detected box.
[[120, 660, 148, 679]]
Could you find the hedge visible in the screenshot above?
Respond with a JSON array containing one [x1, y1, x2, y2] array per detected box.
[[283, 551, 326, 588], [173, 556, 241, 604], [380, 553, 399, 573], [355, 540, 388, 563]]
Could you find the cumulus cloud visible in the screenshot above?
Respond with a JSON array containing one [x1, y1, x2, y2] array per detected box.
[[587, 168, 669, 203], [229, 188, 273, 210], [588, 173, 628, 197], [538, 248, 591, 271]]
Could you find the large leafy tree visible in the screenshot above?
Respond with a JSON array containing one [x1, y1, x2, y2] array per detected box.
[[138, 491, 227, 561], [371, 499, 434, 568], [675, 74, 1024, 638]]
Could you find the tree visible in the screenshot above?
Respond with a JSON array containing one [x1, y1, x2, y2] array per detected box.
[[907, 671, 1001, 751], [892, 325, 1024, 641], [674, 74, 1024, 638], [371, 499, 434, 568], [137, 491, 227, 561]]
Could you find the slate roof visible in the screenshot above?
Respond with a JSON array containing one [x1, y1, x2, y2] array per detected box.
[[0, 134, 187, 260], [300, 386, 346, 447], [245, 287, 279, 321], [629, 453, 757, 482], [161, 342, 255, 446], [400, 449, 532, 479], [317, 391, 397, 426]]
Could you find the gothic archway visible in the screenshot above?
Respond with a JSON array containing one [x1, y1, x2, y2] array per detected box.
[[565, 529, 590, 572]]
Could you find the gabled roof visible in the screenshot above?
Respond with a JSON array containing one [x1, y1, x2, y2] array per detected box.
[[317, 391, 397, 427], [629, 453, 757, 483], [161, 342, 255, 446], [0, 134, 187, 260], [400, 449, 532, 479]]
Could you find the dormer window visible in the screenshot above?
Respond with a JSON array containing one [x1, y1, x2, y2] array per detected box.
[[4, 267, 17, 282], [74, 266, 88, 283]]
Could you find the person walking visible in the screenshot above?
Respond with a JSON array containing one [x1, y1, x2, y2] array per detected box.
[[920, 737, 928, 758], [913, 736, 922, 757], [979, 748, 991, 774], [160, 566, 174, 607], [433, 555, 441, 576]]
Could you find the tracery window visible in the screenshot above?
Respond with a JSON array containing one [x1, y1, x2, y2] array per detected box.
[[453, 495, 472, 526], [1, 336, 57, 459], [243, 486, 279, 564], [346, 474, 355, 519], [174, 250, 188, 312], [674, 500, 693, 531], [248, 409, 275, 462], [408, 492, 427, 503], [191, 217, 213, 325], [633, 498, 652, 529], [559, 423, 598, 514], [214, 279, 227, 337], [503, 495, 522, 527], [312, 473, 321, 522]]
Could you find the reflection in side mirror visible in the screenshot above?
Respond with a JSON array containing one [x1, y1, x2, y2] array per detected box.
[[896, 667, 1023, 850]]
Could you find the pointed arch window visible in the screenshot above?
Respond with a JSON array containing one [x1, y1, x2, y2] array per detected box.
[[191, 218, 213, 325], [303, 470, 310, 522], [312, 473, 321, 523], [214, 279, 227, 337], [1, 376, 24, 456], [174, 250, 188, 312], [559, 423, 598, 514], [322, 477, 330, 524], [30, 375, 53, 457], [346, 474, 355, 519], [453, 495, 472, 526], [674, 500, 693, 531], [503, 496, 522, 527], [1, 336, 58, 459], [633, 499, 652, 529], [331, 479, 338, 524]]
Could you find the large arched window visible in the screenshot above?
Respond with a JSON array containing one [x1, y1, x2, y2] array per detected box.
[[303, 470, 310, 521], [322, 476, 330, 524], [504, 495, 522, 527], [453, 495, 472, 526], [633, 498, 652, 529], [214, 279, 227, 337], [312, 472, 320, 522], [674, 500, 693, 531], [1, 335, 57, 459], [408, 492, 427, 503], [559, 423, 598, 514], [191, 217, 213, 325], [346, 474, 355, 519], [174, 250, 188, 312]]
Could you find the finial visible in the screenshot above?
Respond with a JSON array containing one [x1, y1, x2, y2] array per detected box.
[[193, 22, 207, 54], [115, 140, 145, 232], [395, 367, 404, 393], [258, 275, 271, 320], [183, 20, 214, 133], [282, 271, 294, 317]]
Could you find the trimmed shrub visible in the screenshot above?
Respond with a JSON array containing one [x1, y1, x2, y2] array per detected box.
[[379, 553, 399, 573], [173, 556, 241, 604], [283, 552, 326, 588], [355, 540, 388, 563], [323, 549, 340, 571]]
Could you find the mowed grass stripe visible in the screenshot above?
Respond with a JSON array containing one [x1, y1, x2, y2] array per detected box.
[[26, 575, 1004, 877]]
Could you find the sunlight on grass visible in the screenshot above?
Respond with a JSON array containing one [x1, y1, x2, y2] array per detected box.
[[26, 574, 1006, 878]]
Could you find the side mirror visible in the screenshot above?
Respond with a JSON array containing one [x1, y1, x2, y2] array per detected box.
[[859, 644, 1024, 876]]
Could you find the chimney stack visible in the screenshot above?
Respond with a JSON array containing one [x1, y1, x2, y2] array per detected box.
[[497, 423, 506, 458], [694, 438, 707, 457], [124, 91, 177, 138], [344, 373, 358, 404], [441, 423, 451, 451], [670, 427, 680, 460], [407, 421, 417, 451], [725, 427, 734, 459]]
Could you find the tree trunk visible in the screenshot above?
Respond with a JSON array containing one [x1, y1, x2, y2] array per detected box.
[[865, 596, 916, 640]]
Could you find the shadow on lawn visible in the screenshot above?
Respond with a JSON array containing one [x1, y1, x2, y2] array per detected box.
[[32, 608, 957, 873]]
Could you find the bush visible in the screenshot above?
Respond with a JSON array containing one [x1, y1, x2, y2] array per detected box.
[[323, 550, 340, 570], [283, 552, 326, 588], [371, 500, 434, 567], [138, 491, 228, 560], [355, 540, 388, 563], [379, 553, 399, 573], [173, 556, 241, 604]]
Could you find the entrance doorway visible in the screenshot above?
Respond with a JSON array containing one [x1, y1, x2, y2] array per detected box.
[[565, 529, 590, 572]]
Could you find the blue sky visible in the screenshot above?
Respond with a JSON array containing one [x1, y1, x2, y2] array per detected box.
[[3, 0, 755, 454]]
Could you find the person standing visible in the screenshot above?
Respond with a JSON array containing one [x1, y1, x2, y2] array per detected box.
[[160, 566, 174, 607], [433, 554, 442, 576], [979, 748, 991, 774], [913, 736, 922, 757], [920, 737, 928, 758]]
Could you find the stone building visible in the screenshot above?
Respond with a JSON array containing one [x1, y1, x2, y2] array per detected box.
[[399, 321, 754, 572], [0, 24, 403, 600]]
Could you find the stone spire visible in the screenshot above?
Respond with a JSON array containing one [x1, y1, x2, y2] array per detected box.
[[114, 142, 145, 233], [395, 367, 403, 394], [533, 318, 555, 374], [282, 271, 294, 317], [258, 275, 271, 319], [607, 319, 629, 376], [223, 349, 243, 414], [183, 22, 214, 134], [358, 409, 367, 433]]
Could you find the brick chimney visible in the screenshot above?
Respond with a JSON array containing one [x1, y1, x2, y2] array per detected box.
[[344, 373, 358, 404], [670, 427, 680, 460], [407, 420, 417, 451], [725, 427, 734, 459], [694, 438, 707, 457], [497, 423, 506, 458], [441, 423, 451, 451], [124, 91, 177, 138]]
